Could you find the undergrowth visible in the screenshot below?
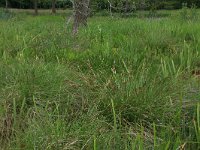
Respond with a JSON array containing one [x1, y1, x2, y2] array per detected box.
[[0, 10, 200, 149]]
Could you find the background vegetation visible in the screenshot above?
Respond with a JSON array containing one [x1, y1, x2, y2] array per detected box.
[[1, 0, 200, 10]]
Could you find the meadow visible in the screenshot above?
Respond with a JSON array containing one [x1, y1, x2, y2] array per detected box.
[[0, 8, 200, 149]]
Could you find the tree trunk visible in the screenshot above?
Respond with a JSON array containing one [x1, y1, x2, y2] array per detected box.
[[73, 0, 90, 35], [5, 0, 8, 9], [34, 0, 38, 15], [52, 0, 56, 14], [125, 0, 128, 14]]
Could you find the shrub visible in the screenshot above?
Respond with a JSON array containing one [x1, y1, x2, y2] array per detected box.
[[0, 8, 14, 20], [179, 3, 198, 22]]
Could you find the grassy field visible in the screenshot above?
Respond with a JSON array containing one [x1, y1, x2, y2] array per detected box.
[[0, 9, 200, 149]]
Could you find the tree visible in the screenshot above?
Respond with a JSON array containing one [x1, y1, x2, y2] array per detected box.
[[5, 0, 8, 9], [73, 0, 90, 35], [52, 0, 56, 14], [34, 0, 38, 15]]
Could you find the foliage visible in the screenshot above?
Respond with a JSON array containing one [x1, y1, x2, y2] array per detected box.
[[1, 0, 72, 9], [179, 3, 198, 22], [0, 11, 200, 149], [0, 8, 14, 20], [1, 0, 200, 10]]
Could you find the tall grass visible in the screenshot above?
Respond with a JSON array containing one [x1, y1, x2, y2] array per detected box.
[[0, 10, 200, 149]]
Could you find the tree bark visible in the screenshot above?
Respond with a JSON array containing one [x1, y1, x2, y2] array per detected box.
[[5, 0, 8, 9], [52, 0, 56, 14], [34, 0, 38, 15], [126, 0, 129, 13], [73, 0, 90, 35]]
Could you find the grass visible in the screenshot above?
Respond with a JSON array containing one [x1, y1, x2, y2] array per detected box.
[[0, 8, 200, 149]]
